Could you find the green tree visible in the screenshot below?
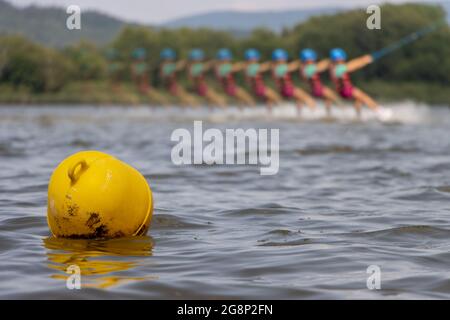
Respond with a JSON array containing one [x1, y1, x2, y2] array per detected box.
[[0, 35, 73, 92], [64, 41, 107, 81]]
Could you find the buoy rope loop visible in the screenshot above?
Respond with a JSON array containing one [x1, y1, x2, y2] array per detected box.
[[68, 159, 88, 183]]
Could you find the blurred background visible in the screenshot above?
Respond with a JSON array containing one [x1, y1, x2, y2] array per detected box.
[[0, 0, 449, 105]]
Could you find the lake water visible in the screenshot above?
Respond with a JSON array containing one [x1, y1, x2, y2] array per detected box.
[[0, 103, 449, 299]]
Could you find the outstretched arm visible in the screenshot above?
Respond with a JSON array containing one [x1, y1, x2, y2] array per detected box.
[[288, 60, 301, 72], [175, 60, 187, 71], [259, 62, 273, 72], [316, 59, 331, 73], [203, 60, 216, 71], [346, 55, 373, 73], [231, 62, 246, 72]]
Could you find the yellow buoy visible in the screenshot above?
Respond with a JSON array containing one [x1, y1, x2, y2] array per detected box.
[[47, 151, 153, 239]]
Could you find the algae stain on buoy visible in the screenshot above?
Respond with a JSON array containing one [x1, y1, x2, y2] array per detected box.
[[47, 151, 153, 239]]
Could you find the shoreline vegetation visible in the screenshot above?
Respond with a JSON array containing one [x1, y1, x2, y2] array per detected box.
[[0, 81, 448, 107], [0, 3, 449, 107]]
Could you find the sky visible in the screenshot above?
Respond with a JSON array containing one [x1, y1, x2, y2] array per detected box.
[[6, 0, 442, 24]]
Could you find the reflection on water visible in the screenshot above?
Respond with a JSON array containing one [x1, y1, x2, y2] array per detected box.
[[44, 236, 156, 289]]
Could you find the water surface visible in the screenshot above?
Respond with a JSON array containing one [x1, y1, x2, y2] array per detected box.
[[0, 103, 449, 299]]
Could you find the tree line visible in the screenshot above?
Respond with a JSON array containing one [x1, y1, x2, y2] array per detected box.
[[0, 3, 449, 93]]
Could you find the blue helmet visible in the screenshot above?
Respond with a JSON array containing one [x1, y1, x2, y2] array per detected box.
[[330, 48, 347, 61], [300, 48, 317, 62], [160, 48, 176, 60], [189, 49, 205, 61], [217, 48, 232, 60], [244, 48, 260, 61], [132, 47, 147, 60], [272, 48, 288, 61]]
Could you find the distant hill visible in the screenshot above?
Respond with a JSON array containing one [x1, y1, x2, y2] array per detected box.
[[0, 0, 127, 47], [0, 0, 448, 47], [162, 2, 450, 31], [0, 2, 342, 46], [161, 8, 343, 32]]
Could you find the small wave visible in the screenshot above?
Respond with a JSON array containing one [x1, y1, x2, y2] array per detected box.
[[0, 234, 16, 251], [296, 145, 419, 156], [349, 225, 450, 245], [267, 229, 300, 236], [297, 145, 354, 155], [0, 216, 47, 233], [426, 163, 450, 173], [69, 139, 93, 148], [257, 238, 313, 247], [393, 187, 450, 201], [151, 214, 209, 230], [221, 203, 300, 216], [256, 228, 310, 247], [0, 143, 26, 157], [145, 173, 182, 180]]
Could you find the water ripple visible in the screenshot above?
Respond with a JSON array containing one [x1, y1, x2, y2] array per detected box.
[[0, 105, 449, 299]]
